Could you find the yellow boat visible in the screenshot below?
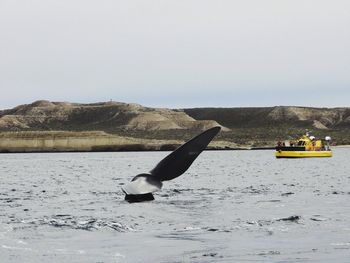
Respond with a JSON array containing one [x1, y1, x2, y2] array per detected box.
[[275, 133, 332, 158], [275, 150, 332, 158]]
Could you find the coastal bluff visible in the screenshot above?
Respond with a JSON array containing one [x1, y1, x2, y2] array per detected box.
[[0, 131, 180, 153], [0, 100, 349, 152], [0, 100, 225, 132], [0, 131, 239, 153]]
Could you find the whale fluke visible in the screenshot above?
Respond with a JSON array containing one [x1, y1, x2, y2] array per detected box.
[[122, 126, 221, 202]]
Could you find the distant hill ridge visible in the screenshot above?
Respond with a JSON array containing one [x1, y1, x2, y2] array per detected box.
[[184, 106, 350, 130], [0, 100, 225, 132], [1, 100, 349, 133], [1, 101, 350, 148]]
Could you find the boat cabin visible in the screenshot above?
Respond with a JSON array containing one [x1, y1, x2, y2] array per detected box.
[[276, 134, 331, 152]]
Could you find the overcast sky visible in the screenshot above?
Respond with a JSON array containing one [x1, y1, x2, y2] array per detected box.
[[0, 0, 349, 109]]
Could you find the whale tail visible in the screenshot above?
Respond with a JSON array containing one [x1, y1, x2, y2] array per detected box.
[[122, 174, 162, 202], [122, 126, 221, 202]]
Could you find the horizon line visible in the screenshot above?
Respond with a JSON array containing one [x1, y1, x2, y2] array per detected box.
[[1, 99, 349, 111]]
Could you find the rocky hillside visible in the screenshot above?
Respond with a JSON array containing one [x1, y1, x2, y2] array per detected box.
[[183, 106, 350, 146], [184, 106, 350, 130], [1, 101, 349, 148], [0, 100, 225, 132]]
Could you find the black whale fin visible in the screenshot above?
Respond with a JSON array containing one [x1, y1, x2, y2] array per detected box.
[[150, 126, 221, 181], [122, 126, 221, 202]]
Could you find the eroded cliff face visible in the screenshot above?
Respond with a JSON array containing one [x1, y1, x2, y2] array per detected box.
[[0, 100, 226, 132], [0, 131, 182, 152], [0, 131, 241, 152], [185, 106, 350, 130], [1, 101, 349, 152], [266, 106, 350, 129], [3, 101, 348, 133]]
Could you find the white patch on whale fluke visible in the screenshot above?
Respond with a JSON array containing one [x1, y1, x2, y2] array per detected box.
[[122, 176, 162, 195]]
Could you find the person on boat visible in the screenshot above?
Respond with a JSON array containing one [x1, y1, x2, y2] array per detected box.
[[309, 136, 316, 151], [324, 136, 331, 151], [315, 140, 322, 151]]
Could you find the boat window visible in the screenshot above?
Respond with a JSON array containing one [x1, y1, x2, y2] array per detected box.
[[297, 141, 305, 146]]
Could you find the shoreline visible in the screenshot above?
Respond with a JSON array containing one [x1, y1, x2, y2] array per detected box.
[[0, 147, 248, 154], [2, 145, 348, 154], [0, 130, 250, 153]]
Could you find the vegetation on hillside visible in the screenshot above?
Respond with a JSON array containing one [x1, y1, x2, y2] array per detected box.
[[1, 101, 350, 148]]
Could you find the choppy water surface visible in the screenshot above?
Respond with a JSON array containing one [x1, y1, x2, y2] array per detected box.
[[1, 149, 349, 262]]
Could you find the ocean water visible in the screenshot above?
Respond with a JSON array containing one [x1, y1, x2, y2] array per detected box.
[[0, 149, 349, 262]]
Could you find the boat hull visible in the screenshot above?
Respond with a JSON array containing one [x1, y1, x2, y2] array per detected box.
[[275, 150, 332, 158]]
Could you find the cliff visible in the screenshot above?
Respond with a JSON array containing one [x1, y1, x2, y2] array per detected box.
[[0, 131, 240, 153], [0, 101, 349, 152], [184, 106, 350, 146], [0, 100, 226, 132], [184, 106, 350, 130]]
